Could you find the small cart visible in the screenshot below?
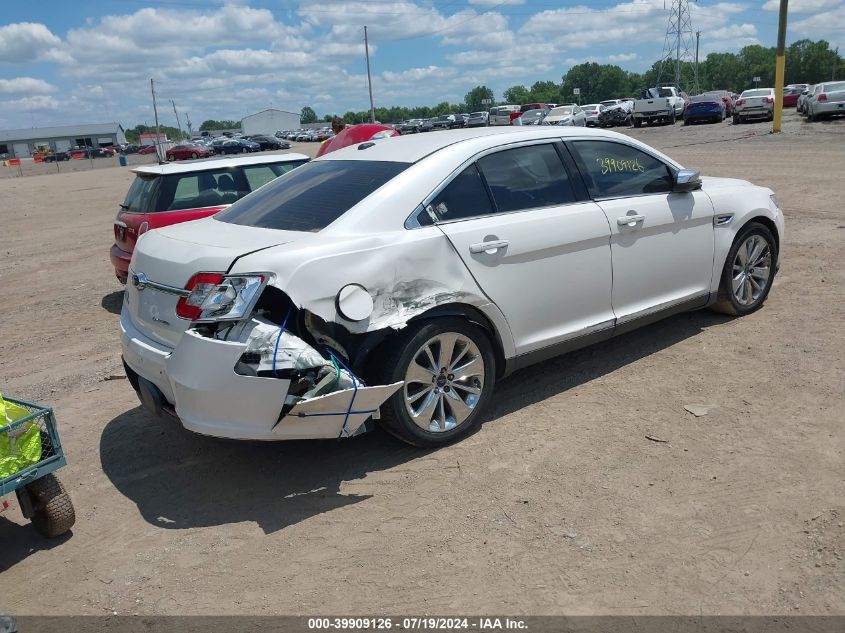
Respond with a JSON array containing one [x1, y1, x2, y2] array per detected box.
[[0, 396, 75, 538]]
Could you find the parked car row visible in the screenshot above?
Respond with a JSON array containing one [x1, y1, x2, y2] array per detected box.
[[277, 128, 334, 142]]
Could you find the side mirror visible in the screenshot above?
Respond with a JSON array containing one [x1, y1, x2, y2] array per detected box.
[[674, 168, 702, 193]]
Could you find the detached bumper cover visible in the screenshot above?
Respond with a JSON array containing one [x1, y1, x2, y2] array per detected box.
[[120, 308, 401, 441]]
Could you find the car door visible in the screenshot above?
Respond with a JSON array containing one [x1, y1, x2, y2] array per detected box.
[[432, 141, 615, 355], [567, 139, 715, 328]]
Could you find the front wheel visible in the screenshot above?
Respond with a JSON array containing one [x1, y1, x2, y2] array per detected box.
[[372, 319, 496, 447], [241, 147, 248, 153], [191, 152, 198, 159], [633, 118, 642, 128], [710, 222, 777, 316]]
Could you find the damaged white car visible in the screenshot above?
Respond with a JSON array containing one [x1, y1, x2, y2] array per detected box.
[[121, 127, 783, 447]]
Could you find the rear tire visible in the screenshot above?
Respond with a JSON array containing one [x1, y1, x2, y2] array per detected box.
[[25, 473, 76, 538], [633, 118, 642, 128], [370, 318, 496, 448], [710, 222, 777, 317], [191, 152, 198, 159], [733, 114, 741, 124]]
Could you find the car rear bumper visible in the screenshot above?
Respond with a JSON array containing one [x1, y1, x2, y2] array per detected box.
[[120, 307, 399, 441], [110, 244, 131, 280], [814, 101, 845, 115], [737, 107, 772, 118]]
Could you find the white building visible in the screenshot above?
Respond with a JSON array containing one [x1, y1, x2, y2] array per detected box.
[[240, 109, 300, 136], [0, 122, 126, 158]]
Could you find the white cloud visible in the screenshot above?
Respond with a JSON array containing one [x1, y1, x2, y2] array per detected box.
[[468, 0, 525, 5], [791, 7, 845, 47], [0, 22, 61, 64], [0, 77, 56, 96], [0, 95, 60, 112]]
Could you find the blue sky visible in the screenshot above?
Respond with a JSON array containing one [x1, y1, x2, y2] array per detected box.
[[0, 0, 842, 130]]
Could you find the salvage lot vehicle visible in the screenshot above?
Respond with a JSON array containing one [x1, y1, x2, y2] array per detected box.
[[633, 87, 686, 127], [109, 153, 309, 283], [165, 144, 214, 161], [581, 104, 606, 126], [489, 105, 520, 126], [734, 88, 775, 123], [684, 94, 726, 125], [804, 81, 845, 121], [541, 104, 587, 126], [121, 127, 783, 448]]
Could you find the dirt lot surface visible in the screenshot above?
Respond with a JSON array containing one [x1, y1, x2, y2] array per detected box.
[[1, 112, 843, 615]]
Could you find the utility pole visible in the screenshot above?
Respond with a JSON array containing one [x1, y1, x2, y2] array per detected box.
[[150, 78, 163, 162], [171, 99, 183, 140], [675, 0, 682, 87], [834, 47, 840, 80], [364, 25, 376, 123], [695, 31, 701, 93], [185, 112, 193, 138], [772, 0, 788, 133]]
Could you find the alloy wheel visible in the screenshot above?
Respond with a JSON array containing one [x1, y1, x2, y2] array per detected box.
[[732, 234, 772, 306], [403, 333, 486, 433]]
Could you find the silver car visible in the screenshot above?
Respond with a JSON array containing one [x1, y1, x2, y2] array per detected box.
[[541, 104, 587, 126], [797, 85, 815, 114], [733, 88, 774, 124], [805, 81, 845, 121], [581, 104, 606, 126], [466, 111, 489, 127]]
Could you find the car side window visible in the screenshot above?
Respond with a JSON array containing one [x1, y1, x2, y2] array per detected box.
[[430, 164, 494, 221], [477, 144, 576, 212], [571, 140, 675, 199]]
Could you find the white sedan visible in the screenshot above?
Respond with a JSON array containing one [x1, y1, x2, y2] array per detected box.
[[121, 127, 784, 447]]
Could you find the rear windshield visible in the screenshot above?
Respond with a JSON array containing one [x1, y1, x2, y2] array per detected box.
[[123, 160, 307, 213], [690, 95, 720, 103], [822, 81, 845, 92], [215, 160, 409, 232], [742, 89, 771, 97]]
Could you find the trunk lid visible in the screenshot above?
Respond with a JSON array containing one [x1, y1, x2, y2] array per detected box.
[[125, 218, 295, 348]]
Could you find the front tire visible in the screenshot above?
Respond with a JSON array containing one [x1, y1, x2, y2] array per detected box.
[[710, 222, 777, 316], [191, 152, 198, 159], [372, 318, 496, 447]]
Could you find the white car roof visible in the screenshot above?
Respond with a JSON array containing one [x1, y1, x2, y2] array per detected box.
[[132, 152, 309, 176], [315, 126, 627, 164]]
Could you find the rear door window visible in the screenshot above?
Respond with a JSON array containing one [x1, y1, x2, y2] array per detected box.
[[242, 161, 307, 191], [161, 169, 247, 211], [216, 160, 409, 232], [430, 165, 494, 221], [477, 144, 577, 212]]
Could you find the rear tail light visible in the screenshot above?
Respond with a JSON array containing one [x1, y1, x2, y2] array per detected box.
[[818, 93, 827, 102], [764, 97, 774, 104], [736, 99, 745, 106], [176, 272, 268, 321]]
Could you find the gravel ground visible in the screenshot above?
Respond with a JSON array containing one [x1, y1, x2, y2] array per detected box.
[[0, 111, 843, 615]]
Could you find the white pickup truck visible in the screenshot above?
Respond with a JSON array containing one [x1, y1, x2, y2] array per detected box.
[[632, 86, 688, 127]]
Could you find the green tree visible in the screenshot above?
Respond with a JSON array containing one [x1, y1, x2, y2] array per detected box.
[[561, 63, 634, 104], [198, 119, 238, 131], [503, 85, 530, 104], [300, 106, 318, 124], [464, 85, 495, 112], [528, 80, 561, 103]]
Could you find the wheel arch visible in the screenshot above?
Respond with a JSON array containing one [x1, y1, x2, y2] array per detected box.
[[359, 302, 510, 381]]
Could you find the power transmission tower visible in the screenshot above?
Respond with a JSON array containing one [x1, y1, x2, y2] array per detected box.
[[656, 0, 698, 92]]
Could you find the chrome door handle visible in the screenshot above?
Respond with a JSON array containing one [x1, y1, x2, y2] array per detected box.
[[617, 214, 645, 226], [469, 239, 509, 254]]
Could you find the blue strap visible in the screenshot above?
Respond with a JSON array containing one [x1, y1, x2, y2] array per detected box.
[[328, 351, 358, 439], [271, 306, 293, 378]]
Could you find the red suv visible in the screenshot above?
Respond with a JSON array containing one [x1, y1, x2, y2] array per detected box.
[[110, 153, 309, 283]]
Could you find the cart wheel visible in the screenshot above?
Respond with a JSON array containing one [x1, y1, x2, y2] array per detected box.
[[25, 473, 75, 538]]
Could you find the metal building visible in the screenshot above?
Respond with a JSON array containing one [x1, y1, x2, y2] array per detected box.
[[240, 109, 300, 136], [0, 122, 127, 159]]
